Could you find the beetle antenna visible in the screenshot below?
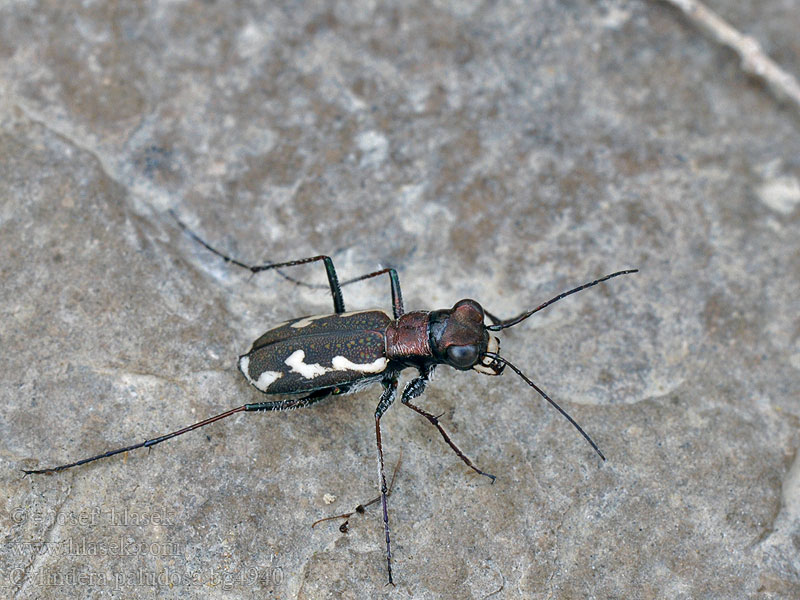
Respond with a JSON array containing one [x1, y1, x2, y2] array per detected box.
[[483, 352, 605, 461], [486, 269, 637, 331]]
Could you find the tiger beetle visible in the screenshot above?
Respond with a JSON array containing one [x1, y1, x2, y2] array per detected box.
[[24, 210, 638, 586]]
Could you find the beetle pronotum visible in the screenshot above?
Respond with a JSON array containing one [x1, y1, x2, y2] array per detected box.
[[24, 211, 637, 585]]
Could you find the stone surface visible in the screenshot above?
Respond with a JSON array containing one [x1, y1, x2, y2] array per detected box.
[[2, 1, 799, 598]]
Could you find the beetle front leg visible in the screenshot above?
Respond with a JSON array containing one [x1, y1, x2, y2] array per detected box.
[[401, 370, 496, 483], [375, 377, 398, 586]]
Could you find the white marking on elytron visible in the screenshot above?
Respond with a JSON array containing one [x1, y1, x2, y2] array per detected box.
[[285, 350, 330, 379], [282, 349, 388, 380], [238, 355, 251, 379], [256, 370, 283, 391], [240, 355, 284, 390], [290, 309, 393, 329], [239, 356, 283, 392], [331, 355, 387, 373], [290, 314, 328, 329]]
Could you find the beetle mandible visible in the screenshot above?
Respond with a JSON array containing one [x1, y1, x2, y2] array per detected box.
[[24, 211, 638, 586]]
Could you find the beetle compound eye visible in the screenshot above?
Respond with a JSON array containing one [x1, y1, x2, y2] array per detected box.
[[447, 344, 479, 369]]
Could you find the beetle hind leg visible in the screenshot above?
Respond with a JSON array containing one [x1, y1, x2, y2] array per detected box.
[[374, 378, 398, 586], [23, 390, 336, 475], [262, 265, 405, 320], [172, 209, 408, 318], [170, 210, 346, 313], [244, 388, 333, 412]]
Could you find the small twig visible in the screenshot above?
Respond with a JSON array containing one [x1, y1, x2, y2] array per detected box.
[[311, 450, 403, 532], [661, 0, 800, 110]]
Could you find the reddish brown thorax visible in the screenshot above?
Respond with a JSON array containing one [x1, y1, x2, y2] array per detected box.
[[385, 311, 431, 359]]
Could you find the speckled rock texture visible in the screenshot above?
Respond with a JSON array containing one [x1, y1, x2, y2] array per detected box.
[[2, 1, 799, 598]]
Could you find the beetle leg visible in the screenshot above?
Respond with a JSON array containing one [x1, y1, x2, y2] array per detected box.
[[23, 391, 332, 475], [374, 377, 398, 586], [401, 370, 496, 483], [262, 266, 405, 319], [243, 388, 332, 412], [170, 210, 346, 313], [172, 209, 409, 317], [341, 268, 403, 319]]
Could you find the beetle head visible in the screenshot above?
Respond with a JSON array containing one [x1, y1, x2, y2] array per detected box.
[[424, 270, 639, 463], [428, 299, 504, 375]]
